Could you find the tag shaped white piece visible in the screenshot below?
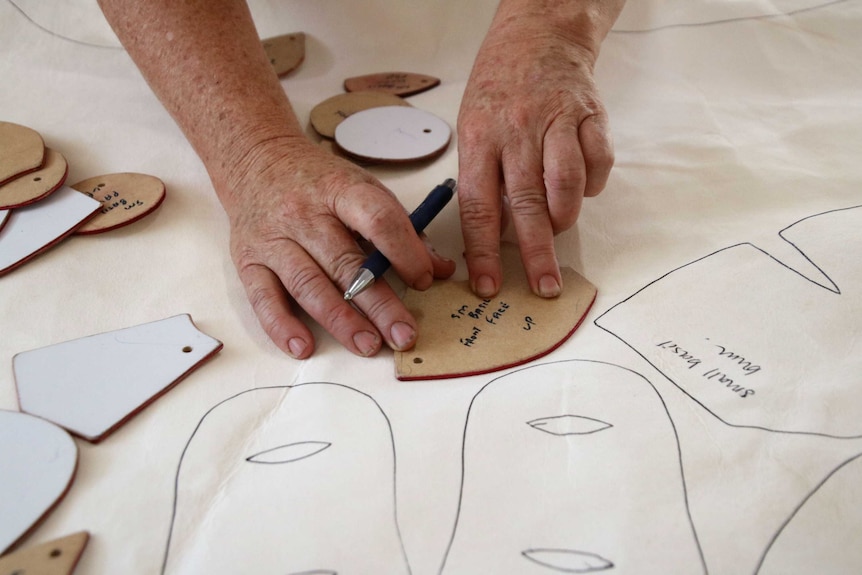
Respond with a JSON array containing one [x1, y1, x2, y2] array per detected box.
[[334, 105, 451, 162], [14, 314, 223, 443], [0, 410, 78, 555], [0, 186, 100, 276]]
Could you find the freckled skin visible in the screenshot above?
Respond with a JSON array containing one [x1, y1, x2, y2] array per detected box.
[[96, 0, 624, 358]]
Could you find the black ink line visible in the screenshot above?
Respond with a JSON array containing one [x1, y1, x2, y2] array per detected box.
[[246, 440, 332, 465], [754, 450, 862, 574], [612, 0, 853, 34], [6, 0, 124, 50], [437, 359, 706, 575], [594, 204, 862, 439], [161, 383, 411, 575]]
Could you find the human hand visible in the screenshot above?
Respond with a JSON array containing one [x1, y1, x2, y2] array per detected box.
[[457, 1, 620, 299], [217, 136, 456, 359]]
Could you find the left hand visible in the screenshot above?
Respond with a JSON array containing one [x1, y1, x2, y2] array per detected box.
[[456, 0, 620, 299]]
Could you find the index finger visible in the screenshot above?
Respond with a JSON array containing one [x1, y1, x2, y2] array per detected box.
[[333, 182, 434, 292]]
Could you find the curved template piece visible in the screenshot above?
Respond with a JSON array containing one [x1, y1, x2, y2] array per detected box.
[[0, 148, 68, 209], [344, 72, 441, 97], [162, 383, 409, 574], [595, 205, 862, 438], [0, 531, 90, 575], [0, 410, 78, 555], [0, 121, 44, 185], [14, 314, 222, 443], [439, 360, 703, 574], [309, 91, 410, 139], [396, 245, 596, 380], [70, 172, 166, 234], [0, 186, 100, 276], [335, 106, 451, 163], [757, 451, 862, 574], [262, 32, 305, 77]]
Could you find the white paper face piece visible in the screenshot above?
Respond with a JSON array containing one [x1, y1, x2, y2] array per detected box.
[[0, 410, 78, 555], [14, 314, 223, 442], [0, 186, 100, 276], [334, 105, 451, 162]]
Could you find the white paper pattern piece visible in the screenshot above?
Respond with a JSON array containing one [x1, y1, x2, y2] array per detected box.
[[0, 185, 100, 275], [14, 314, 223, 442], [440, 361, 702, 574], [334, 105, 451, 162], [595, 206, 862, 573], [163, 384, 408, 574], [596, 206, 862, 438], [0, 409, 78, 555]]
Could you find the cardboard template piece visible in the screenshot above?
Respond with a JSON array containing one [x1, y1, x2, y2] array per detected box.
[[309, 91, 410, 139], [0, 148, 68, 210], [262, 32, 305, 77], [0, 121, 45, 186], [0, 532, 89, 575], [0, 186, 100, 276], [334, 106, 451, 163], [0, 209, 9, 233], [70, 172, 166, 234], [14, 314, 224, 443], [343, 72, 441, 97], [0, 410, 78, 555], [395, 246, 597, 380]]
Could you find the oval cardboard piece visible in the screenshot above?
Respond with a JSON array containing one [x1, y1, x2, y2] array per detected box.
[[71, 172, 166, 234], [310, 91, 410, 139], [344, 72, 441, 97], [0, 410, 78, 554], [394, 244, 597, 380], [334, 106, 451, 163], [0, 148, 68, 209], [262, 32, 305, 77], [0, 531, 89, 575], [0, 121, 45, 185]]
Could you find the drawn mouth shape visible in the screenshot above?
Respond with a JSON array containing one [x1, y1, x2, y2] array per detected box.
[[522, 548, 614, 573]]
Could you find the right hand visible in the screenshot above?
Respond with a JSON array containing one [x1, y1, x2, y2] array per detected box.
[[217, 135, 456, 359]]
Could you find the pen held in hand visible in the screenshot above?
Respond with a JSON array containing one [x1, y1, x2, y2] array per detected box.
[[343, 178, 456, 301]]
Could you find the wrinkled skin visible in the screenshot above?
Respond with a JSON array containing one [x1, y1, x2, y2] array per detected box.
[[98, 0, 625, 358]]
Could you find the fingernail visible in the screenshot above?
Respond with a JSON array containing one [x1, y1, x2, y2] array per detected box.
[[538, 274, 561, 298], [287, 337, 308, 359], [475, 275, 496, 298], [353, 330, 380, 357], [390, 321, 416, 350]]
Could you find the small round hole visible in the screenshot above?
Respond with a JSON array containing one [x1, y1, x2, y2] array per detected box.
[[423, 128, 431, 133], [33, 176, 42, 181], [50, 548, 62, 558], [182, 346, 193, 353], [413, 357, 423, 364]]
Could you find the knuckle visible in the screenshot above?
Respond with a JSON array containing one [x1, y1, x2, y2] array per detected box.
[[544, 161, 587, 195], [285, 263, 329, 305], [459, 195, 500, 228], [328, 250, 362, 286], [364, 202, 404, 238], [320, 300, 354, 333], [506, 186, 548, 217]]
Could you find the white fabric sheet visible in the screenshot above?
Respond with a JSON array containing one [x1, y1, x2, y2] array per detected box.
[[2, 1, 861, 573]]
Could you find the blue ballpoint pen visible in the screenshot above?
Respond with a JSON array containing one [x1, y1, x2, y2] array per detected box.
[[343, 178, 456, 301]]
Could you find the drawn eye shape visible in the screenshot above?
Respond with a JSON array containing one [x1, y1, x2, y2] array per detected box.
[[527, 415, 612, 436], [522, 548, 614, 572], [246, 441, 332, 464]]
